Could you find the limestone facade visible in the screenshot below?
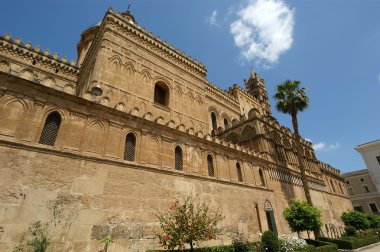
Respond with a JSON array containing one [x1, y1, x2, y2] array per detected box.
[[0, 7, 352, 252]]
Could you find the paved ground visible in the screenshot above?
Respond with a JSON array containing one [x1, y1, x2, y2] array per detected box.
[[357, 242, 380, 252]]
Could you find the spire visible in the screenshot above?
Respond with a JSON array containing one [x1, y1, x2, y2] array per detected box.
[[120, 8, 136, 23], [244, 68, 271, 114]]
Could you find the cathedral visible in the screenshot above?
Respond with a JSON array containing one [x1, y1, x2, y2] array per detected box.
[[0, 8, 352, 251]]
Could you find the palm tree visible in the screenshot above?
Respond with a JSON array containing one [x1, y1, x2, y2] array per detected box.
[[274, 80, 312, 205]]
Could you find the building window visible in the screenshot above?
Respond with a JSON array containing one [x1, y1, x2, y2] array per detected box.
[[124, 133, 136, 161], [360, 178, 365, 182], [369, 203, 379, 213], [224, 118, 229, 129], [38, 112, 61, 146], [346, 180, 350, 184], [376, 156, 380, 165], [330, 179, 336, 193], [211, 112, 217, 132], [363, 185, 370, 193], [175, 146, 183, 171], [353, 206, 364, 212], [236, 163, 243, 182], [259, 169, 265, 186], [207, 155, 214, 177], [348, 187, 354, 195], [154, 82, 169, 106]]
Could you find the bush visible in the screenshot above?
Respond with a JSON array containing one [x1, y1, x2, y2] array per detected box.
[[232, 234, 250, 252], [278, 234, 307, 252], [147, 245, 235, 252], [318, 234, 379, 249], [366, 214, 380, 229], [343, 226, 357, 237], [260, 231, 279, 252], [283, 200, 322, 237], [341, 211, 370, 230], [305, 239, 337, 252], [156, 196, 224, 251]]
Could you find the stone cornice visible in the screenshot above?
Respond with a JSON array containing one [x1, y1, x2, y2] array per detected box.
[[0, 34, 79, 77], [105, 9, 207, 78], [205, 82, 240, 109]]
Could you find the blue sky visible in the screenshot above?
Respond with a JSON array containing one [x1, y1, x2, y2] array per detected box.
[[1, 0, 379, 173]]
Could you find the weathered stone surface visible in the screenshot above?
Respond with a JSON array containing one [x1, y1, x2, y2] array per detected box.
[[0, 6, 352, 252]]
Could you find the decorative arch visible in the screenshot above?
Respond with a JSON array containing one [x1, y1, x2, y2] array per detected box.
[[41, 77, 56, 87], [0, 99, 27, 137], [259, 168, 266, 186], [225, 133, 241, 144], [83, 120, 106, 154], [236, 162, 243, 182], [123, 61, 136, 76], [242, 126, 256, 141], [63, 84, 75, 94], [140, 69, 152, 83], [19, 68, 34, 81], [108, 55, 122, 72], [0, 60, 11, 73], [207, 154, 215, 177]]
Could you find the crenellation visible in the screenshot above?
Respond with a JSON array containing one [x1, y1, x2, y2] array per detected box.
[[0, 7, 352, 252]]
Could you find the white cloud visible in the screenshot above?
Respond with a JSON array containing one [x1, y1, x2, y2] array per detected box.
[[230, 0, 294, 66], [313, 142, 340, 151], [206, 10, 219, 27]]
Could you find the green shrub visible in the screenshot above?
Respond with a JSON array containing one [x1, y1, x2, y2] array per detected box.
[[232, 234, 250, 252], [341, 211, 370, 230], [318, 234, 379, 249], [366, 214, 380, 229], [343, 226, 357, 237], [305, 239, 337, 252], [260, 231, 279, 252]]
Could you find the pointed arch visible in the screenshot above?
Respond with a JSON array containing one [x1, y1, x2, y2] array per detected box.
[[41, 77, 56, 87], [242, 126, 256, 141], [140, 69, 152, 83], [38, 111, 62, 146], [207, 154, 215, 177], [175, 145, 183, 171], [124, 132, 136, 161], [123, 61, 136, 76], [0, 99, 27, 137]]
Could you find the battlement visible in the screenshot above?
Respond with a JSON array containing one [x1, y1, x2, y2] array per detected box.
[[106, 8, 207, 77], [0, 34, 79, 75]]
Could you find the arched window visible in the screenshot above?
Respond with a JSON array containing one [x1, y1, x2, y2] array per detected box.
[[124, 133, 136, 161], [236, 163, 243, 182], [38, 112, 61, 146], [330, 179, 336, 192], [211, 112, 217, 131], [224, 118, 229, 129], [259, 169, 265, 186], [154, 82, 169, 106], [175, 146, 183, 170], [207, 154, 214, 177]]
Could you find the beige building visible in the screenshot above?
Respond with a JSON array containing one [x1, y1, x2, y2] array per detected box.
[[0, 7, 352, 252], [343, 140, 380, 214], [343, 169, 380, 214]]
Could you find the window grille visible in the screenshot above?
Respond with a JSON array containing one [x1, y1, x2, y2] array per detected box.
[[175, 146, 183, 170], [38, 112, 61, 146], [259, 169, 265, 186], [369, 203, 379, 213], [236, 163, 243, 182], [124, 133, 136, 161], [207, 155, 214, 177]]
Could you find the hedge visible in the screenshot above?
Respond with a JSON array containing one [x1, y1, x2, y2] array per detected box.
[[305, 239, 337, 252], [147, 245, 234, 252], [318, 234, 379, 249]]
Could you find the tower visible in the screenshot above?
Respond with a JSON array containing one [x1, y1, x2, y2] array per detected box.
[[244, 68, 271, 116]]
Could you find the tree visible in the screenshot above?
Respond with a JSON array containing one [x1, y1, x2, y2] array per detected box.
[[274, 80, 312, 205], [341, 211, 370, 231], [156, 196, 224, 251], [283, 200, 322, 239], [366, 213, 380, 230]]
